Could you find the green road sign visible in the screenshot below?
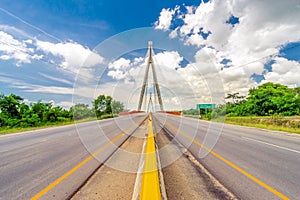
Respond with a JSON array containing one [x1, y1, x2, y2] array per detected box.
[[197, 104, 216, 109]]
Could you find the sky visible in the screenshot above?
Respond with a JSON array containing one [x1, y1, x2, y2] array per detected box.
[[0, 0, 299, 111]]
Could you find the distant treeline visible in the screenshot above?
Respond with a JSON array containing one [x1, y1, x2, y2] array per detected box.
[[183, 82, 300, 118], [0, 94, 124, 129]]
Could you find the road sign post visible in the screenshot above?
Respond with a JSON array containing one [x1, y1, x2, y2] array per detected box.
[[197, 104, 216, 109], [197, 104, 215, 119]]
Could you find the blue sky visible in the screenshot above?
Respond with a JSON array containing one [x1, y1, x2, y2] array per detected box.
[[0, 0, 299, 110], [0, 0, 198, 108], [1, 0, 197, 47]]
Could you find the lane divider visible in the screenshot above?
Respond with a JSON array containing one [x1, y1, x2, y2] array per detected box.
[[140, 114, 162, 200], [164, 121, 290, 200], [132, 138, 147, 200], [31, 116, 147, 200]]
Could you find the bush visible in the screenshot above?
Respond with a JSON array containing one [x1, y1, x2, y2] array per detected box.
[[99, 114, 114, 120]]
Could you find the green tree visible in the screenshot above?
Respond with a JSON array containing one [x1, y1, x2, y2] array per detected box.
[[92, 95, 124, 118], [105, 96, 112, 114], [93, 95, 106, 117], [0, 94, 23, 119], [31, 101, 52, 122], [224, 83, 300, 116], [111, 100, 124, 114], [70, 104, 94, 120], [226, 92, 245, 103], [93, 95, 113, 118], [226, 92, 239, 103], [0, 94, 73, 129], [242, 82, 299, 116]]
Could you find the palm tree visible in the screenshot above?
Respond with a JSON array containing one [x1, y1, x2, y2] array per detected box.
[[226, 92, 245, 103]]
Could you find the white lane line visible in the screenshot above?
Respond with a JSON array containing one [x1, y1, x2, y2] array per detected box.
[[242, 136, 300, 154], [131, 138, 146, 200]]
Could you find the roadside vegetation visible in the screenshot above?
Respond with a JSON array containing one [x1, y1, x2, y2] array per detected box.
[[182, 82, 300, 133], [0, 94, 124, 135]]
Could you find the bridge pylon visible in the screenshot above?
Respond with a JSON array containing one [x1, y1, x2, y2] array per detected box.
[[138, 41, 164, 111]]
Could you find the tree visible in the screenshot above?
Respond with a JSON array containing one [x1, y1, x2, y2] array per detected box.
[[0, 94, 23, 119], [226, 92, 245, 103], [93, 95, 113, 118], [0, 94, 75, 128], [93, 95, 124, 118], [242, 82, 299, 116], [224, 83, 300, 116], [93, 95, 106, 117], [70, 104, 94, 120], [31, 101, 52, 122], [105, 96, 112, 114], [111, 100, 124, 114]]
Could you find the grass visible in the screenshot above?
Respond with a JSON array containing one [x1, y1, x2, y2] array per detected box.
[[224, 116, 300, 134], [0, 117, 97, 136], [184, 114, 300, 134]]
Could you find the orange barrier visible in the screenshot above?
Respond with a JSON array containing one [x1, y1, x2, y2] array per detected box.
[[157, 111, 182, 116], [118, 110, 146, 116], [119, 110, 181, 116]]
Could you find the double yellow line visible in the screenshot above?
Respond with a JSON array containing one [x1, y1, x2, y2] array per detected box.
[[31, 117, 146, 200], [164, 121, 290, 200], [140, 114, 161, 200]]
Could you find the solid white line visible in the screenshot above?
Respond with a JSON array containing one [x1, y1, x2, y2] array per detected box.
[[155, 144, 167, 200], [242, 136, 300, 154], [131, 138, 147, 200]]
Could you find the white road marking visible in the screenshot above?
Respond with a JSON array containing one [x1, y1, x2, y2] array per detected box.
[[131, 138, 146, 200], [242, 136, 300, 154]]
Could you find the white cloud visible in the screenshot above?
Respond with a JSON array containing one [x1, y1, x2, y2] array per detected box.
[[263, 57, 300, 87], [133, 57, 144, 65], [169, 28, 179, 39], [0, 31, 42, 65], [107, 51, 183, 83], [105, 49, 225, 109], [0, 25, 34, 40], [36, 40, 104, 69], [39, 73, 73, 85], [155, 7, 178, 31], [0, 26, 104, 79], [107, 70, 128, 81], [0, 74, 74, 96], [108, 57, 131, 70], [24, 85, 74, 95], [153, 51, 183, 70], [107, 57, 142, 82], [155, 0, 300, 96]]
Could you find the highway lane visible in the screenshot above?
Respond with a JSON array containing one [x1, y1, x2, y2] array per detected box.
[[0, 114, 147, 200], [154, 113, 300, 200]]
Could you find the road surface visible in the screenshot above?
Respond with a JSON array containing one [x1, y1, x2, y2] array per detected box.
[[153, 113, 300, 200], [1, 113, 299, 199], [0, 114, 147, 200]]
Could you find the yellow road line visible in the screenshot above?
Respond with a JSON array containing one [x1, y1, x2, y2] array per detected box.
[[140, 114, 161, 200], [31, 117, 145, 200], [164, 122, 290, 200]]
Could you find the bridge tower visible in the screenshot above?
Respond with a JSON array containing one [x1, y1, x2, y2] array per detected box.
[[138, 41, 164, 111]]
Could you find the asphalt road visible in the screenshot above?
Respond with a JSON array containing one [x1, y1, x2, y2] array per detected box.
[[0, 114, 147, 200], [153, 113, 300, 200], [1, 113, 299, 200]]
